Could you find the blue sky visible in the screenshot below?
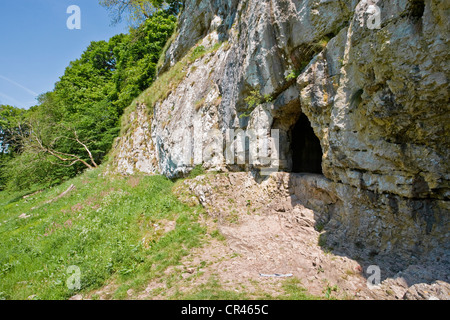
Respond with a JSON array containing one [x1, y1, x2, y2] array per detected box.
[[0, 0, 128, 109]]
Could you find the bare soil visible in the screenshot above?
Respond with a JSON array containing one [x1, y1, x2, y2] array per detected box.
[[85, 172, 449, 300]]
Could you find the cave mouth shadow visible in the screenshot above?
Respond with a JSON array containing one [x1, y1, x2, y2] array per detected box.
[[284, 172, 450, 290], [290, 113, 323, 174], [251, 107, 449, 293]]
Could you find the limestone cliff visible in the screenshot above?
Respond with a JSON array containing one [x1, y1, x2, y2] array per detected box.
[[110, 0, 449, 271]]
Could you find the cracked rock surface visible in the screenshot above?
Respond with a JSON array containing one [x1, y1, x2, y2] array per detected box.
[[110, 0, 449, 297]]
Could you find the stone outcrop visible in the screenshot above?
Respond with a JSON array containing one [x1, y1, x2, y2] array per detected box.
[[178, 172, 449, 299], [110, 0, 449, 291], [111, 103, 158, 175]]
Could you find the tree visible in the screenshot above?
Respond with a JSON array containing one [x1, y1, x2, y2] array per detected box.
[[24, 119, 98, 170], [2, 11, 177, 190], [2, 108, 98, 190], [99, 0, 183, 25], [0, 105, 28, 189], [111, 12, 177, 109], [0, 105, 27, 155]]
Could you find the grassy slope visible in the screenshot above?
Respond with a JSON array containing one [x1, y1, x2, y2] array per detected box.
[[0, 168, 207, 300], [0, 168, 324, 300]]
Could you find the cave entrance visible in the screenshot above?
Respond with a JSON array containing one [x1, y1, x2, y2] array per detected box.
[[291, 113, 323, 174]]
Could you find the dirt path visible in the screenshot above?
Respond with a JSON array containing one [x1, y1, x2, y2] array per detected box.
[[84, 172, 449, 300], [167, 173, 376, 300]]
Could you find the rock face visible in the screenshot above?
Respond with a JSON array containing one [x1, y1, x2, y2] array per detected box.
[[111, 0, 449, 284], [178, 172, 449, 299], [112, 103, 158, 175]]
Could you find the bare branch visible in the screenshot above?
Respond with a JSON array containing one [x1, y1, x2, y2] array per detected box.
[[30, 129, 94, 170], [44, 184, 76, 204], [73, 130, 98, 168]]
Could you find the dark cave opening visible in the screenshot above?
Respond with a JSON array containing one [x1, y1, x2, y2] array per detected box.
[[291, 113, 323, 174], [409, 0, 425, 19]]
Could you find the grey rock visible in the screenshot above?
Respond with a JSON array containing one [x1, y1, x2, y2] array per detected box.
[[110, 0, 449, 277], [403, 281, 450, 300]]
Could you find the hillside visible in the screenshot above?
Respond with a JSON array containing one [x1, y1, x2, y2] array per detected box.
[[0, 0, 448, 301], [108, 0, 449, 299], [2, 167, 448, 300], [0, 168, 327, 300]]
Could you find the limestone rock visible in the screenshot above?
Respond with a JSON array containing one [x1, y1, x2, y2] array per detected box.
[[110, 0, 449, 279], [109, 103, 158, 175], [403, 281, 450, 300]]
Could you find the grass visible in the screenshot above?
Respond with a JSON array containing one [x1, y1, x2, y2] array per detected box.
[[0, 168, 329, 300], [172, 274, 248, 300], [318, 233, 327, 248], [116, 39, 227, 153], [134, 40, 225, 117], [156, 28, 179, 73], [0, 167, 206, 300], [285, 69, 301, 81], [239, 86, 276, 119], [323, 283, 339, 300], [169, 275, 321, 300], [137, 57, 188, 114], [314, 222, 324, 232], [189, 45, 207, 63], [240, 88, 262, 119], [316, 35, 331, 50], [188, 42, 223, 64], [278, 278, 321, 300], [194, 97, 206, 111], [189, 165, 205, 179], [284, 34, 333, 83]]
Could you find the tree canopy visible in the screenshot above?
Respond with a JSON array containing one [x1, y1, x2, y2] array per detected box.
[[1, 11, 177, 190], [100, 0, 183, 26], [0, 105, 26, 155]]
